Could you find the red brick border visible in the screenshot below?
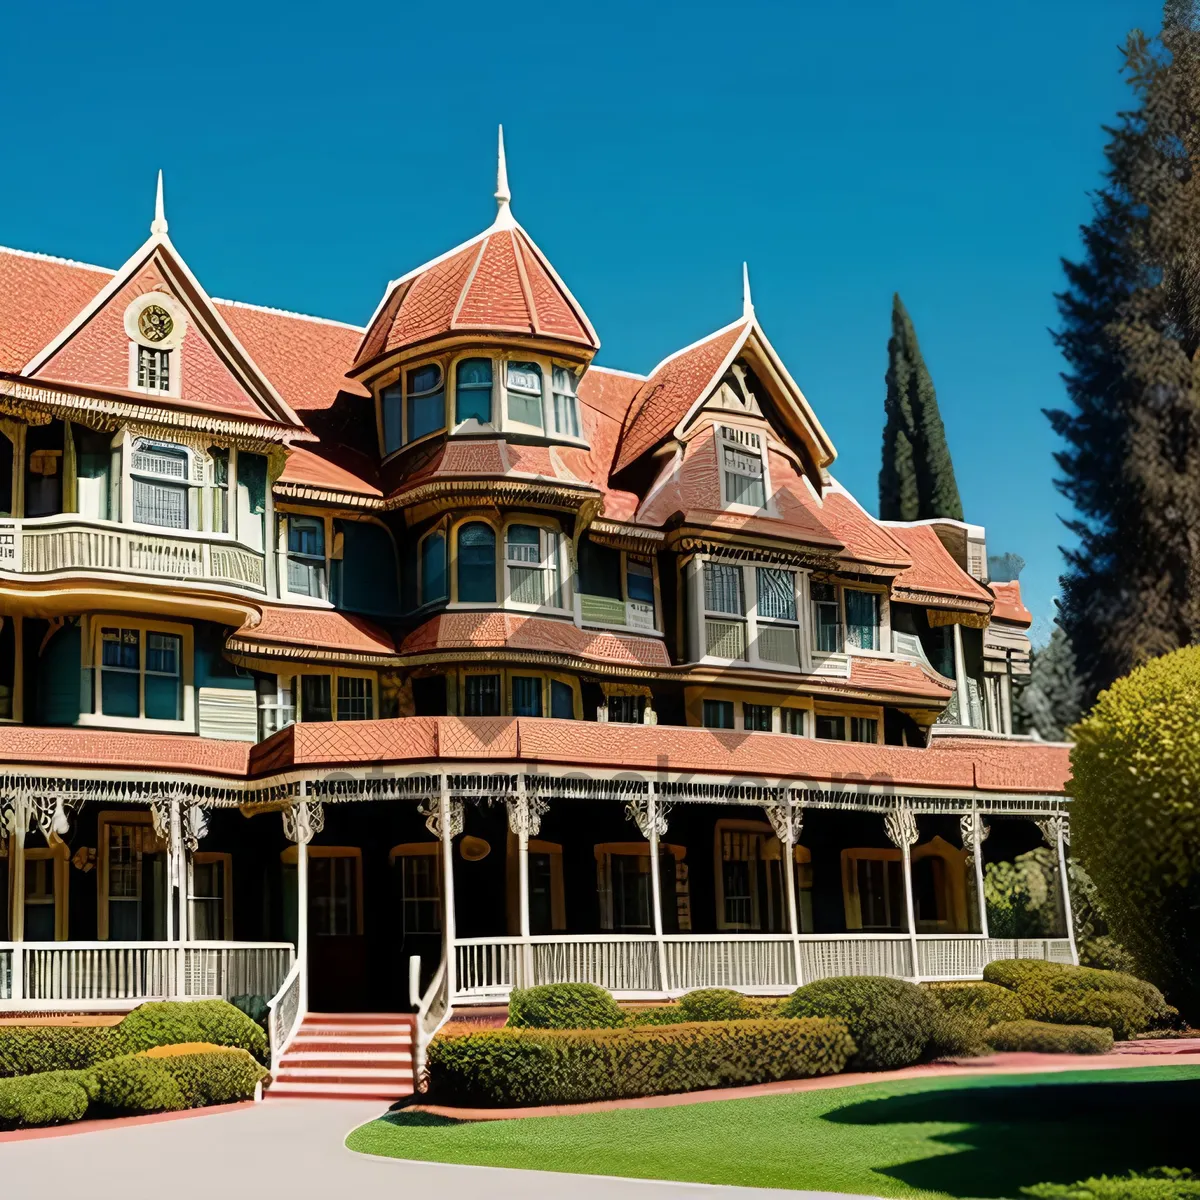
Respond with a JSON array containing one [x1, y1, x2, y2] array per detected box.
[[0, 1100, 256, 1143]]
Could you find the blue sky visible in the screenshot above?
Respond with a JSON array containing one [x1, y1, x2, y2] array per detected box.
[[0, 0, 1159, 642]]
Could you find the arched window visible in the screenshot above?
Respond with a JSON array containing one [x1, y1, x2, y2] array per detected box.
[[505, 362, 544, 429], [406, 364, 445, 444], [455, 358, 493, 426], [457, 522, 496, 603], [420, 530, 447, 605]]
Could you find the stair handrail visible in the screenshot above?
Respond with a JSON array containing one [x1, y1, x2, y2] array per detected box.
[[266, 958, 303, 1074], [412, 954, 450, 1088]]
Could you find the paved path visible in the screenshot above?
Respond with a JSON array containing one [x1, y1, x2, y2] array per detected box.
[[0, 1099, 880, 1200]]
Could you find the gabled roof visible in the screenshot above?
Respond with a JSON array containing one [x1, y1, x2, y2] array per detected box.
[[614, 310, 836, 476], [882, 520, 995, 609], [989, 580, 1033, 627], [352, 217, 598, 372]]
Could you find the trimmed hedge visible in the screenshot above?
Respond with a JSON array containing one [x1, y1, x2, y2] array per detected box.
[[0, 1000, 269, 1079], [780, 976, 939, 1070], [1023, 1168, 1200, 1198], [988, 1019, 1114, 1055], [929, 981, 1027, 1026], [0, 1048, 268, 1130], [428, 1017, 855, 1106], [676, 989, 757, 1022], [507, 983, 626, 1030]]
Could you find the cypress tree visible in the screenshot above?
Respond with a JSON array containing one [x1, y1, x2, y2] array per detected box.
[[1052, 2, 1200, 704], [879, 294, 963, 521]]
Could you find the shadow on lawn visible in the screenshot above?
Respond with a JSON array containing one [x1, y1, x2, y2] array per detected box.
[[824, 1077, 1200, 1198]]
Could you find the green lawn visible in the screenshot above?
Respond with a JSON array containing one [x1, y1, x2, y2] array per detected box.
[[346, 1065, 1200, 1198]]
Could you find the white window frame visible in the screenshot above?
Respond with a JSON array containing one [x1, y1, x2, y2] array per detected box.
[[451, 355, 497, 431], [79, 615, 194, 733], [129, 438, 199, 532], [504, 521, 569, 614], [690, 555, 811, 672], [716, 423, 772, 513], [810, 580, 892, 661], [277, 512, 336, 606], [389, 843, 443, 936], [577, 543, 661, 635]]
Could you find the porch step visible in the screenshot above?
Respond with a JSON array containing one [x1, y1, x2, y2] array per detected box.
[[267, 1012, 417, 1102]]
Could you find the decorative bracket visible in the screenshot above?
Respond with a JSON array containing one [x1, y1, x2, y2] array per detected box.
[[959, 812, 990, 851], [419, 797, 464, 841], [183, 805, 209, 853], [506, 795, 550, 839], [763, 802, 803, 845], [282, 800, 325, 846], [884, 805, 918, 849], [1036, 815, 1070, 848], [625, 795, 670, 840]]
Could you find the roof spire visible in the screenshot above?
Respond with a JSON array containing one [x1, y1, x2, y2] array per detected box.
[[494, 125, 515, 228], [742, 261, 754, 319], [150, 170, 168, 237]]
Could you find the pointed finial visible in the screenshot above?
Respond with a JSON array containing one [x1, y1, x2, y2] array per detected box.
[[151, 170, 168, 237], [742, 261, 754, 319], [494, 125, 514, 227]]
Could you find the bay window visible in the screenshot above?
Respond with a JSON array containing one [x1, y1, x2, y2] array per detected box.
[[406, 364, 445, 443], [703, 561, 746, 659], [697, 558, 802, 667], [131, 439, 191, 529], [457, 523, 497, 603], [811, 583, 842, 653], [455, 358, 493, 425], [419, 530, 448, 605], [754, 567, 801, 666], [511, 675, 543, 716], [506, 524, 565, 609], [287, 517, 326, 598], [506, 361, 544, 429]]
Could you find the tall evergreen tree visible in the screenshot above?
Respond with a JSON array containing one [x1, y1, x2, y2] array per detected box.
[[1013, 625, 1085, 741], [1051, 2, 1200, 705], [879, 294, 963, 521]]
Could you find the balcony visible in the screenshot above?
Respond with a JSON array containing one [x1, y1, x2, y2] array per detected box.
[[0, 516, 267, 594]]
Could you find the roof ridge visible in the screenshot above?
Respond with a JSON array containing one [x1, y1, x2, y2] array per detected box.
[[587, 364, 647, 381], [0, 243, 114, 275], [211, 296, 364, 333], [640, 315, 750, 382]]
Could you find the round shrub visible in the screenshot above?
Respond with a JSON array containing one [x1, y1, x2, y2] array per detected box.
[[676, 989, 756, 1022], [988, 1019, 1114, 1055], [86, 1054, 187, 1115], [506, 983, 626, 1030], [930, 982, 1026, 1025], [0, 1072, 91, 1129], [120, 1000, 269, 1063], [924, 1007, 990, 1060], [428, 1017, 855, 1106], [780, 976, 939, 1070], [1070, 645, 1200, 1020], [0, 1024, 129, 1078]]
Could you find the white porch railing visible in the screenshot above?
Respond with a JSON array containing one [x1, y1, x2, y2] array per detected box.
[[3, 942, 293, 1009], [267, 959, 303, 1072], [0, 944, 12, 1001], [0, 516, 266, 593], [448, 933, 1075, 1001]]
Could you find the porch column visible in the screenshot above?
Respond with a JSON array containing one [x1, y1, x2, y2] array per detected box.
[[8, 796, 26, 1003], [885, 805, 921, 981], [952, 621, 970, 725], [764, 796, 805, 986], [507, 779, 547, 988], [423, 775, 462, 1005], [283, 788, 323, 1016], [627, 786, 670, 995], [960, 809, 990, 938], [1037, 814, 1078, 965]]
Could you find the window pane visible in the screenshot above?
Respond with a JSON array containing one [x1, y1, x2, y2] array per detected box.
[[457, 523, 497, 603], [102, 628, 139, 669], [420, 532, 447, 604], [756, 568, 796, 621], [455, 358, 493, 425], [407, 389, 445, 442], [133, 479, 187, 529], [743, 703, 772, 731], [336, 676, 373, 721], [382, 385, 403, 454], [146, 632, 180, 676], [627, 560, 655, 604], [845, 590, 880, 650], [552, 366, 580, 437], [608, 694, 644, 724], [511, 675, 543, 717], [101, 670, 140, 718], [703, 562, 743, 615], [550, 679, 574, 719], [725, 469, 766, 507], [782, 708, 806, 736], [506, 524, 541, 560], [815, 714, 846, 740], [302, 675, 333, 722], [703, 699, 735, 729], [578, 538, 622, 599], [506, 362, 544, 428], [851, 716, 878, 743], [289, 519, 324, 557], [464, 674, 501, 717], [812, 583, 842, 653]]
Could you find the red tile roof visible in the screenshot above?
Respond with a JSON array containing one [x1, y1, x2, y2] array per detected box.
[[278, 446, 382, 498], [989, 580, 1033, 627], [844, 657, 955, 700], [886, 523, 995, 607], [0, 726, 252, 774], [399, 612, 671, 669], [355, 223, 597, 369], [615, 320, 747, 474], [233, 605, 395, 658]]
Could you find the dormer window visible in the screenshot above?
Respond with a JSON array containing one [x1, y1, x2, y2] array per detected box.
[[718, 425, 766, 508], [506, 362, 544, 429], [136, 347, 171, 392], [552, 366, 581, 438]]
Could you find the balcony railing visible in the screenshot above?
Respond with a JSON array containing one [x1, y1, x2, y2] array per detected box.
[[0, 941, 293, 1009], [0, 516, 266, 593], [450, 933, 1074, 1000]]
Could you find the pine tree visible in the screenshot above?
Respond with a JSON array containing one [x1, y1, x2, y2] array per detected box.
[[1013, 625, 1085, 741], [879, 294, 963, 521], [1052, 2, 1200, 704]]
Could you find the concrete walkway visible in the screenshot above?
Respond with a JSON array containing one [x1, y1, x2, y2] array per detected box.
[[0, 1099, 880, 1200]]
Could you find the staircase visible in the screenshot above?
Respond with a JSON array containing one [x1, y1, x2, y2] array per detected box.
[[267, 1012, 416, 1101]]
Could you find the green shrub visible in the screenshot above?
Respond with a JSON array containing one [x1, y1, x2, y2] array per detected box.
[[230, 994, 269, 1031], [154, 1049, 268, 1106], [676, 989, 756, 1022], [0, 1072, 91, 1129], [988, 1020, 1114, 1055], [428, 1017, 855, 1106], [929, 981, 1026, 1025], [1014, 984, 1149, 1040], [924, 1006, 990, 1060], [0, 1024, 130, 1078], [780, 976, 939, 1070], [86, 1054, 188, 1115], [1023, 1167, 1200, 1198], [506, 983, 626, 1030], [623, 1005, 680, 1026], [120, 1000, 269, 1063]]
